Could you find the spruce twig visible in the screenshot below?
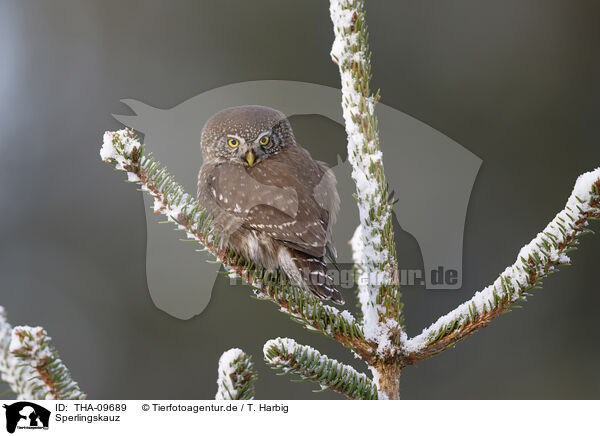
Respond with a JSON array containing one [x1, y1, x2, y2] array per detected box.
[[215, 348, 257, 400], [0, 307, 44, 399], [329, 0, 403, 357], [329, 0, 403, 398], [403, 172, 600, 361], [10, 326, 85, 400], [264, 337, 379, 400]]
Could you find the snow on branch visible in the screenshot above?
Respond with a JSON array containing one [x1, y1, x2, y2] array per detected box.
[[100, 130, 376, 361], [404, 168, 600, 358], [215, 348, 257, 400], [10, 326, 86, 400], [0, 307, 45, 399], [263, 337, 380, 400], [330, 0, 402, 355]]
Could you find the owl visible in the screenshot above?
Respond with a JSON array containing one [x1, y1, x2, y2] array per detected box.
[[197, 105, 344, 304]]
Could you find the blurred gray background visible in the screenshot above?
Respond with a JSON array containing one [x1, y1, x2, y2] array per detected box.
[[0, 0, 599, 399]]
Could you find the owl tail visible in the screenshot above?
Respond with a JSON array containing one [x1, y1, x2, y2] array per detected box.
[[282, 250, 344, 305]]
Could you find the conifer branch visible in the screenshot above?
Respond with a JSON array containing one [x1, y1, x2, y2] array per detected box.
[[263, 337, 380, 400], [100, 130, 378, 362], [0, 307, 46, 399], [402, 169, 600, 362], [215, 348, 257, 400], [10, 326, 86, 400], [329, 0, 403, 356]]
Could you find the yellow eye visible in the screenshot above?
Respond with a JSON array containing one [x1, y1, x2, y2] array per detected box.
[[227, 138, 239, 148], [259, 135, 270, 146]]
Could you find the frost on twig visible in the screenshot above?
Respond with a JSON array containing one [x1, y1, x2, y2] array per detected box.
[[330, 0, 402, 356], [215, 348, 257, 400], [100, 129, 377, 361], [0, 307, 45, 399], [404, 168, 600, 359], [10, 326, 86, 400], [264, 337, 379, 400], [0, 310, 84, 400]]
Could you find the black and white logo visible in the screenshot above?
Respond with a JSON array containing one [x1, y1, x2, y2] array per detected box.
[[2, 402, 50, 434]]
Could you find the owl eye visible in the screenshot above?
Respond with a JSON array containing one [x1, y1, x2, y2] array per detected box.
[[227, 138, 239, 148], [259, 135, 270, 146]]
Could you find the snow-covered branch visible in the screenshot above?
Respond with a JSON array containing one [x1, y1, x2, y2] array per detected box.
[[404, 168, 600, 359], [330, 0, 402, 356], [10, 326, 86, 399], [100, 130, 376, 361], [264, 337, 380, 400], [0, 307, 45, 399], [0, 307, 84, 400], [215, 348, 256, 400]]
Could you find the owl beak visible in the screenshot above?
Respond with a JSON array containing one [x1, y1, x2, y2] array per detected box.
[[245, 149, 256, 167]]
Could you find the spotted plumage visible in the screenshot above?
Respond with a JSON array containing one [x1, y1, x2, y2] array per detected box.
[[197, 105, 343, 304]]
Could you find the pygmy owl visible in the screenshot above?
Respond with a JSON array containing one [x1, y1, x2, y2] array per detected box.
[[197, 105, 343, 304]]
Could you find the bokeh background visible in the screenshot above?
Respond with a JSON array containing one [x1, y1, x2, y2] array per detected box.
[[1, 0, 599, 399]]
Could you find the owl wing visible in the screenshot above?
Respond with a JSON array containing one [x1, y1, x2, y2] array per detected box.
[[242, 146, 338, 259], [198, 147, 338, 259], [314, 159, 340, 262], [197, 162, 248, 243]]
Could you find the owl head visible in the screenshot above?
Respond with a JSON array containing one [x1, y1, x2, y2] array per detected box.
[[200, 105, 296, 166]]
